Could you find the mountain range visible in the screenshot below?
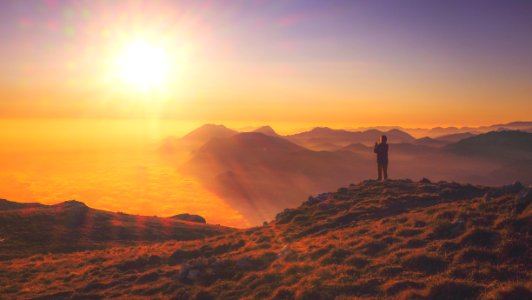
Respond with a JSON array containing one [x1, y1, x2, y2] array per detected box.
[[181, 132, 372, 224], [164, 123, 532, 225]]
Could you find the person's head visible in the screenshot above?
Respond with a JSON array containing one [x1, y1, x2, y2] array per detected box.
[[380, 135, 387, 144]]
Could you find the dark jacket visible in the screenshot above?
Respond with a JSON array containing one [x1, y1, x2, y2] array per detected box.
[[374, 142, 388, 164]]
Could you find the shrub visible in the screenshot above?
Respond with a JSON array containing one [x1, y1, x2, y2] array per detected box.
[[346, 256, 369, 268], [489, 284, 532, 300], [426, 280, 481, 300], [361, 241, 388, 256], [272, 287, 295, 300], [461, 229, 499, 248], [135, 271, 160, 283], [168, 249, 202, 265], [431, 221, 466, 239], [403, 254, 447, 275], [457, 248, 498, 263], [194, 290, 214, 300], [322, 249, 351, 265], [308, 246, 332, 260], [397, 229, 423, 237], [404, 239, 426, 248], [500, 240, 528, 260], [414, 220, 427, 227], [436, 211, 456, 221], [385, 280, 424, 295]]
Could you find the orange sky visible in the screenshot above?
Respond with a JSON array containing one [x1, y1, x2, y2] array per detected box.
[[1, 1, 531, 226], [1, 1, 531, 128]]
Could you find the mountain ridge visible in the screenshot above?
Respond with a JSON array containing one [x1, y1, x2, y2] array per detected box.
[[0, 199, 232, 260]]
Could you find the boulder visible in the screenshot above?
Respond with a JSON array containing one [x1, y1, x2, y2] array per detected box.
[[171, 213, 206, 224]]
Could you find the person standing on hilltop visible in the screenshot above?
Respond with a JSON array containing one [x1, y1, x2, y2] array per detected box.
[[374, 135, 389, 180]]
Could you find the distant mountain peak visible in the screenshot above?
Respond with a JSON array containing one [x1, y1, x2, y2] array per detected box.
[[198, 124, 231, 130], [181, 124, 238, 142], [253, 126, 279, 137], [310, 127, 335, 133]]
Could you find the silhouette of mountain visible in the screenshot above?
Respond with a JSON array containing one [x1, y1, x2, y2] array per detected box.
[[422, 121, 532, 138], [341, 142, 372, 153], [178, 129, 532, 225], [301, 121, 532, 139], [181, 132, 371, 224], [286, 127, 415, 150], [427, 126, 478, 137], [171, 213, 207, 224], [159, 124, 239, 160], [413, 137, 448, 147], [161, 124, 238, 150], [391, 143, 438, 155], [490, 121, 532, 130], [0, 199, 232, 260], [181, 124, 238, 143], [0, 199, 44, 210], [435, 132, 476, 143], [445, 130, 532, 161], [253, 125, 280, 137], [3, 180, 530, 299], [343, 141, 439, 156]]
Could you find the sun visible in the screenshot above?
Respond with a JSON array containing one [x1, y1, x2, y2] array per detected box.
[[116, 40, 170, 91]]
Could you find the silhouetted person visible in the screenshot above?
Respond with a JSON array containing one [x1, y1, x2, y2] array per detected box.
[[374, 135, 388, 180]]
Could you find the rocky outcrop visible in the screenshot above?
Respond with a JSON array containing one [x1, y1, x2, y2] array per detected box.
[[171, 213, 207, 224]]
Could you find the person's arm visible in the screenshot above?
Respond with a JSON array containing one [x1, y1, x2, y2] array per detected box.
[[373, 142, 378, 153]]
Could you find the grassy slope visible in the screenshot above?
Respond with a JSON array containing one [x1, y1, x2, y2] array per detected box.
[[0, 200, 233, 260], [1, 180, 531, 299]]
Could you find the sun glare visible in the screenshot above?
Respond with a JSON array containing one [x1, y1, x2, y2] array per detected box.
[[116, 40, 170, 91]]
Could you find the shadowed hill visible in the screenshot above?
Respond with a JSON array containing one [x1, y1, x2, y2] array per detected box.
[[181, 124, 238, 143], [1, 180, 530, 299], [159, 124, 238, 157], [413, 137, 448, 147], [171, 213, 207, 224], [0, 199, 45, 210], [181, 131, 532, 225], [423, 121, 532, 138], [0, 199, 233, 260], [181, 132, 372, 224], [436, 132, 476, 143], [445, 130, 532, 161]]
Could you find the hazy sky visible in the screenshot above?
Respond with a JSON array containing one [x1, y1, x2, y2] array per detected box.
[[1, 0, 532, 127]]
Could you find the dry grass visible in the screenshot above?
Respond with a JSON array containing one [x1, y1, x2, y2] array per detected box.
[[0, 179, 530, 299]]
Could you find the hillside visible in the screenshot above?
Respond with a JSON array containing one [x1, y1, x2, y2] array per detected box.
[[0, 199, 232, 260], [445, 131, 532, 161], [181, 132, 372, 224], [180, 130, 532, 225], [1, 180, 530, 299], [436, 132, 476, 143]]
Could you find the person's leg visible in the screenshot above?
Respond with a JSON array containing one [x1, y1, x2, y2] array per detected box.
[[377, 162, 382, 180], [383, 162, 388, 180]]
